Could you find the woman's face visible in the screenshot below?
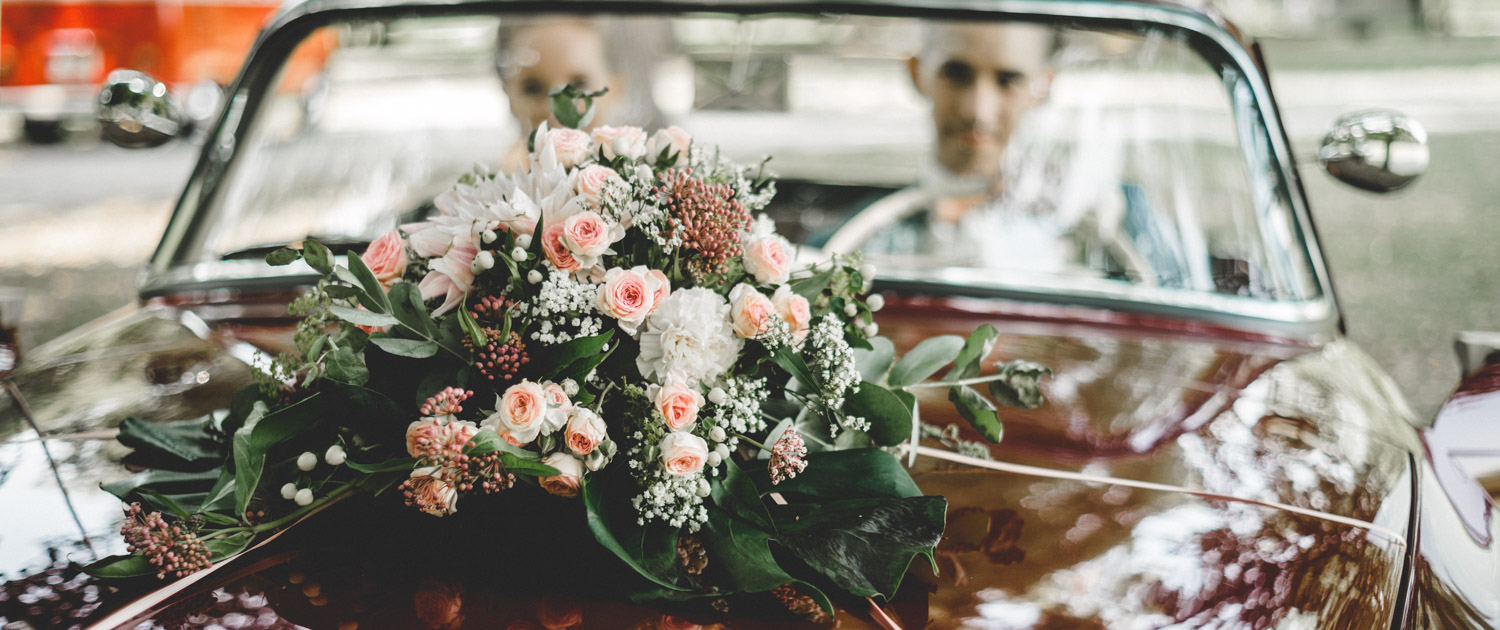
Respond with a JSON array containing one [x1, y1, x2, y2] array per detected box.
[[501, 22, 618, 132]]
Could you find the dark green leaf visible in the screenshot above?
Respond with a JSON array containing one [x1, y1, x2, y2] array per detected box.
[[232, 402, 269, 516], [710, 459, 774, 531], [101, 469, 220, 503], [853, 337, 895, 385], [322, 284, 362, 300], [116, 417, 221, 469], [699, 505, 790, 593], [888, 335, 964, 388], [81, 554, 155, 578], [205, 531, 255, 560], [324, 346, 369, 386], [388, 282, 438, 337], [772, 496, 946, 598], [456, 293, 486, 347], [201, 468, 237, 513], [988, 359, 1052, 410], [345, 252, 391, 309], [770, 345, 819, 391], [789, 266, 836, 301], [530, 331, 614, 378], [500, 454, 560, 477], [328, 305, 397, 328], [581, 478, 689, 592], [301, 240, 334, 276], [761, 449, 921, 500], [250, 393, 327, 450], [265, 247, 302, 266], [947, 324, 998, 382], [464, 429, 503, 455], [140, 490, 192, 519], [370, 337, 440, 358], [344, 456, 417, 474], [844, 381, 913, 447], [948, 385, 1003, 443]]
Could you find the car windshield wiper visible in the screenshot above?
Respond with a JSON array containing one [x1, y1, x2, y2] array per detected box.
[[220, 237, 372, 261]]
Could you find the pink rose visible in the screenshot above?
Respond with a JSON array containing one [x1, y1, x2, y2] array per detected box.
[[547, 128, 592, 170], [648, 126, 692, 165], [541, 223, 581, 273], [543, 382, 572, 411], [590, 125, 647, 161], [772, 285, 812, 344], [742, 235, 792, 285], [539, 452, 584, 498], [574, 164, 623, 207], [407, 467, 458, 517], [728, 283, 776, 339], [562, 211, 611, 258], [655, 381, 704, 432], [405, 418, 449, 458], [647, 269, 671, 312], [564, 408, 607, 456], [488, 381, 547, 445], [595, 267, 656, 335], [659, 432, 708, 477], [361, 230, 408, 288]]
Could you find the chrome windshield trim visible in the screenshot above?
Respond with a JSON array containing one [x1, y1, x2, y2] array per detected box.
[[140, 259, 320, 297], [147, 0, 1336, 333]]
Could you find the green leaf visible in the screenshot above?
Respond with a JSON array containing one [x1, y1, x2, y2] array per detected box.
[[948, 385, 1003, 443], [345, 252, 391, 310], [699, 505, 791, 593], [250, 393, 327, 450], [761, 449, 922, 500], [499, 453, 560, 477], [140, 490, 192, 519], [388, 282, 438, 337], [116, 417, 221, 469], [789, 266, 836, 301], [205, 531, 255, 560], [988, 359, 1053, 410], [853, 337, 895, 385], [201, 468, 237, 513], [324, 346, 369, 386], [530, 331, 614, 378], [344, 456, 417, 474], [265, 247, 302, 266], [101, 469, 221, 503], [844, 382, 913, 447], [710, 459, 774, 531], [947, 324, 998, 382], [81, 554, 155, 578], [370, 337, 440, 358], [328, 305, 397, 328], [232, 401, 269, 516], [770, 345, 819, 391], [456, 294, 486, 347], [301, 240, 334, 276], [888, 335, 964, 388], [772, 495, 947, 598], [322, 284, 362, 300], [582, 477, 689, 592]]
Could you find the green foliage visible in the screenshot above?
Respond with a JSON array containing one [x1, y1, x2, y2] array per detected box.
[[989, 359, 1053, 410], [888, 335, 964, 387], [772, 495, 946, 598], [948, 324, 998, 382], [843, 382, 912, 447], [853, 336, 895, 384], [265, 247, 301, 266], [549, 84, 609, 130], [948, 385, 1003, 443], [116, 417, 222, 471]]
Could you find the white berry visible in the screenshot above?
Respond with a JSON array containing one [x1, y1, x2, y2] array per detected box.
[[512, 247, 527, 261], [296, 452, 317, 471], [280, 483, 297, 500], [481, 230, 498, 244], [527, 269, 543, 284], [324, 445, 346, 466], [294, 488, 314, 506], [708, 387, 727, 405], [515, 233, 532, 249], [709, 426, 727, 442]]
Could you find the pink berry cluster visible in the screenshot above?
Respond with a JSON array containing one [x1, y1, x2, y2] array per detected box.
[[120, 503, 212, 579], [768, 429, 809, 485], [471, 330, 528, 383], [469, 295, 514, 323], [656, 168, 751, 275], [420, 387, 473, 417]]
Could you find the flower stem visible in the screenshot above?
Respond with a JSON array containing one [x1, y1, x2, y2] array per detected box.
[[902, 373, 1011, 391], [734, 433, 770, 451]]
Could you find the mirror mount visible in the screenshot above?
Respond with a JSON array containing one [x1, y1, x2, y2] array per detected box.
[[96, 69, 186, 149], [1319, 109, 1428, 193]]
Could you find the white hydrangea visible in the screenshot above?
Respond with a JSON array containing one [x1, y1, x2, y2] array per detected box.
[[636, 288, 743, 385]]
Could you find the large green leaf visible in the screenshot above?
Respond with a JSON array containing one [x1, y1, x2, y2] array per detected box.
[[788, 266, 836, 301], [853, 337, 895, 385], [388, 282, 438, 337], [324, 346, 369, 386], [231, 394, 327, 516], [581, 477, 689, 592], [116, 417, 221, 470], [370, 337, 440, 359], [887, 335, 963, 388], [530, 331, 615, 379], [710, 459, 774, 531], [947, 324, 998, 382], [699, 506, 791, 593], [101, 470, 220, 503], [770, 345, 819, 391], [772, 495, 947, 598], [948, 385, 1003, 443], [344, 252, 391, 310], [327, 305, 397, 328], [759, 449, 922, 500], [344, 456, 417, 474], [81, 554, 155, 579], [844, 381, 912, 447], [205, 531, 255, 560], [232, 401, 269, 517], [988, 359, 1053, 410]]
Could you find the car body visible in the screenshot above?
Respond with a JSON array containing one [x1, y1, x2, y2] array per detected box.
[[1, 0, 1498, 628]]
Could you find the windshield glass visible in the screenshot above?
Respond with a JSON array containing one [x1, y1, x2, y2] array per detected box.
[[174, 9, 1322, 308]]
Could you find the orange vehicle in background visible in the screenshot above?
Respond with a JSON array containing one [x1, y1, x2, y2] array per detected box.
[[0, 0, 330, 142]]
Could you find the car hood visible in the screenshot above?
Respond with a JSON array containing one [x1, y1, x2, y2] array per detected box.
[[0, 296, 1420, 628]]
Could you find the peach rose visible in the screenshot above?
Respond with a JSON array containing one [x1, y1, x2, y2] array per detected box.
[[541, 223, 581, 273], [543, 381, 573, 418], [728, 283, 775, 339], [648, 126, 692, 165], [659, 432, 708, 477], [575, 164, 623, 207], [561, 211, 614, 260], [742, 235, 792, 285], [407, 467, 458, 516], [655, 381, 704, 432], [590, 125, 647, 161], [772, 285, 812, 344], [487, 381, 548, 445], [647, 269, 671, 312], [547, 128, 592, 170], [564, 407, 607, 456], [540, 452, 584, 498], [406, 418, 449, 458], [361, 230, 408, 288], [595, 266, 657, 335]]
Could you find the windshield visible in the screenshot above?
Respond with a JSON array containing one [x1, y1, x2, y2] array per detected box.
[[167, 8, 1323, 312]]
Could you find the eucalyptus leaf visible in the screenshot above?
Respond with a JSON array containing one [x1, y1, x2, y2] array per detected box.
[[989, 359, 1053, 410], [888, 335, 964, 388], [265, 247, 302, 266], [370, 337, 440, 359], [844, 381, 912, 447], [789, 266, 836, 301], [328, 305, 397, 328], [770, 346, 819, 391], [345, 252, 391, 310], [853, 336, 895, 385], [301, 240, 334, 276], [947, 324, 998, 382], [772, 496, 947, 598], [948, 385, 1003, 443]]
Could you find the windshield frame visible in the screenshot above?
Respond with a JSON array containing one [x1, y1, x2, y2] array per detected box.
[[142, 0, 1339, 338]]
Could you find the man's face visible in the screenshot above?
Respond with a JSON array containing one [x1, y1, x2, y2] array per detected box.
[[911, 23, 1053, 179], [502, 22, 617, 132]]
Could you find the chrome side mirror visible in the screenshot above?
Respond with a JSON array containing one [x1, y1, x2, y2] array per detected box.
[[1319, 109, 1428, 193], [96, 69, 185, 148]]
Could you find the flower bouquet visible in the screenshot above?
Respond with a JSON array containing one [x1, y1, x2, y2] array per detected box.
[[86, 89, 1049, 621]]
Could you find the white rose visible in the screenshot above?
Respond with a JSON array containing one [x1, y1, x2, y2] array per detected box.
[[647, 126, 692, 165], [546, 128, 593, 169], [659, 431, 709, 477], [590, 125, 647, 161], [742, 235, 793, 285]]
